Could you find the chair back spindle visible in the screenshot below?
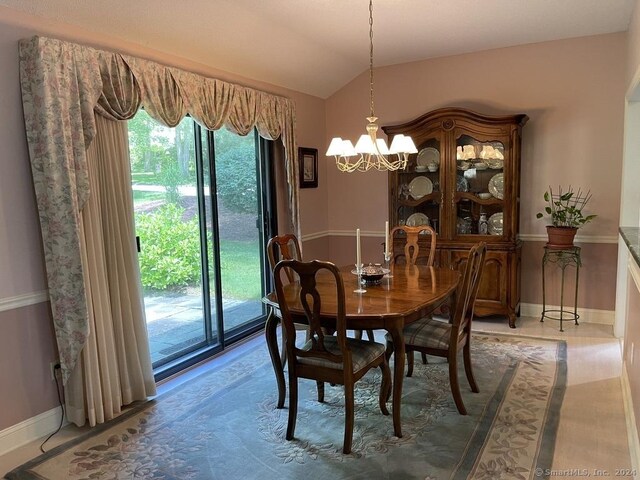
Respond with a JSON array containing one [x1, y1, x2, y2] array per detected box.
[[451, 242, 487, 334], [274, 260, 348, 367], [267, 234, 302, 284], [389, 225, 437, 267]]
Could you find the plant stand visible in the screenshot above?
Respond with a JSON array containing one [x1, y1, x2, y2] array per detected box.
[[540, 246, 581, 332]]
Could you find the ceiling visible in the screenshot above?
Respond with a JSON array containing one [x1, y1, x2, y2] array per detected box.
[[0, 0, 635, 98]]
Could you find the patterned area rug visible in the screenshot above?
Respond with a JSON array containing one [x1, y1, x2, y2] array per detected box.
[[6, 333, 566, 480]]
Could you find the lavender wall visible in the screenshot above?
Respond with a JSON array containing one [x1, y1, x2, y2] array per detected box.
[[324, 33, 626, 311], [0, 8, 327, 431]]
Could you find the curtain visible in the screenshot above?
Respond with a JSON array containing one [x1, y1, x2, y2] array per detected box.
[[66, 115, 156, 426], [19, 35, 299, 391]]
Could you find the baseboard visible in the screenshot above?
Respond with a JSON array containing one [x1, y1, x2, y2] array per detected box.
[[0, 406, 67, 456], [622, 363, 640, 479], [520, 303, 614, 325]]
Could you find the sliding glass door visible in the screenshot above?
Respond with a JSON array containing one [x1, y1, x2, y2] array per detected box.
[[128, 111, 274, 378]]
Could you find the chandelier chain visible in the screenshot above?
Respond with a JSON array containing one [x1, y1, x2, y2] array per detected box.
[[325, 0, 416, 172], [369, 0, 375, 119]]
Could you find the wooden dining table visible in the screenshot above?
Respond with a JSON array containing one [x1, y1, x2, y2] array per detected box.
[[263, 264, 460, 438]]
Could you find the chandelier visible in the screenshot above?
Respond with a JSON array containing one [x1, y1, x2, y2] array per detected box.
[[325, 0, 417, 173]]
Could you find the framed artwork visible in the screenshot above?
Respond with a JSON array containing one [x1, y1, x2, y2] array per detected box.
[[299, 147, 318, 188]]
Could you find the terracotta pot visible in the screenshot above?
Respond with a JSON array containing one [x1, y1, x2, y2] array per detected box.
[[546, 226, 578, 249]]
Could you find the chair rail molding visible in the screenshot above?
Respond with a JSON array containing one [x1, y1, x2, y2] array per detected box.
[[302, 231, 618, 244], [518, 233, 618, 244], [0, 290, 49, 313]]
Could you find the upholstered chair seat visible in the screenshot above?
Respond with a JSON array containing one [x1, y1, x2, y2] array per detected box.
[[299, 336, 386, 372]]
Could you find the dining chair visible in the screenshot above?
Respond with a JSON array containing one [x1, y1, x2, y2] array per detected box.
[[389, 225, 437, 267], [267, 234, 307, 367], [273, 259, 391, 454], [267, 233, 374, 349], [390, 224, 438, 364], [387, 241, 487, 415]]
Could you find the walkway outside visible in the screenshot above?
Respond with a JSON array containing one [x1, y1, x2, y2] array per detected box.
[[145, 294, 263, 364]]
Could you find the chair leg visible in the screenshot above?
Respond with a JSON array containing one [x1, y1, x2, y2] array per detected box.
[[378, 361, 391, 416], [316, 381, 325, 402], [463, 340, 479, 393], [366, 329, 375, 341], [406, 351, 414, 377], [421, 352, 428, 364], [280, 326, 287, 369], [384, 340, 394, 403], [286, 369, 298, 440], [385, 339, 394, 362], [343, 381, 355, 454], [448, 354, 467, 415]]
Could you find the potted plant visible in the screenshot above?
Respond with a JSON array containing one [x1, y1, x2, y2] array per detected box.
[[536, 186, 596, 248]]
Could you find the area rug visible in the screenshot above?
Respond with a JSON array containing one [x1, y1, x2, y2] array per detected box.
[[5, 333, 566, 480]]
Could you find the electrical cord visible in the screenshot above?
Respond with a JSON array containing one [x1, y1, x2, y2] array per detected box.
[[39, 364, 64, 453]]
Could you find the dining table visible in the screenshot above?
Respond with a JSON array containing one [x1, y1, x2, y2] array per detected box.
[[263, 264, 461, 438]]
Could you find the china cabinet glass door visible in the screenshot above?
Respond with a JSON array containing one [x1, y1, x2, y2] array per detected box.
[[395, 136, 443, 233], [453, 134, 506, 239]]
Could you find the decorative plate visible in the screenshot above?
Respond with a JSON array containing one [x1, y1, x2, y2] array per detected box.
[[408, 176, 433, 199], [456, 175, 469, 192], [486, 158, 504, 169], [416, 147, 440, 166], [406, 213, 430, 227], [488, 212, 504, 235], [488, 173, 504, 199]]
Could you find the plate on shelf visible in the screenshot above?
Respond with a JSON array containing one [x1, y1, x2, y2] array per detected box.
[[488, 173, 504, 199], [408, 176, 433, 199], [456, 175, 469, 192], [406, 213, 430, 227], [416, 147, 440, 167], [488, 212, 503, 235], [486, 158, 504, 169]]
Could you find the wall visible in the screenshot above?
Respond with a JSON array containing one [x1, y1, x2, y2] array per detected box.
[[0, 7, 327, 432], [324, 33, 626, 315]]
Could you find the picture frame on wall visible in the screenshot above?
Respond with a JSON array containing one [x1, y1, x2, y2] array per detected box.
[[299, 147, 318, 188]]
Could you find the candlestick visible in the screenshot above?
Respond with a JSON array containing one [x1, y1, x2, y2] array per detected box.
[[384, 221, 389, 256], [356, 228, 361, 270]]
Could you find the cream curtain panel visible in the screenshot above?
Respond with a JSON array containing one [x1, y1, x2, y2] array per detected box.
[[67, 115, 156, 426], [19, 36, 300, 384]]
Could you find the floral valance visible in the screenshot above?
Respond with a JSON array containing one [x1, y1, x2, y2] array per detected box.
[[19, 36, 299, 383]]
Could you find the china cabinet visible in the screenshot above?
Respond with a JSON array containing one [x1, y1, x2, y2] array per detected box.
[[383, 108, 528, 327]]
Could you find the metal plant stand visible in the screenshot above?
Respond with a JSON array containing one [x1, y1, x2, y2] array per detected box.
[[541, 246, 581, 332]]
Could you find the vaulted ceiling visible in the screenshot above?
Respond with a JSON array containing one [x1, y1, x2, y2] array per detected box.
[[0, 0, 635, 98]]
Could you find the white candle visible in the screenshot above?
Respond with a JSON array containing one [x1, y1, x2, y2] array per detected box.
[[384, 221, 389, 256], [356, 228, 361, 268]]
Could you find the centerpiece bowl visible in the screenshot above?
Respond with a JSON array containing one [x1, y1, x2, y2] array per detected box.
[[351, 264, 390, 285]]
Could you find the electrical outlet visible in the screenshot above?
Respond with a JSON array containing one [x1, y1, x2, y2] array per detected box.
[[49, 362, 59, 381]]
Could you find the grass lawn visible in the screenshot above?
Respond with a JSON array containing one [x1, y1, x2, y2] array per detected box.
[[133, 190, 165, 206], [219, 239, 262, 300], [131, 171, 159, 185]]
